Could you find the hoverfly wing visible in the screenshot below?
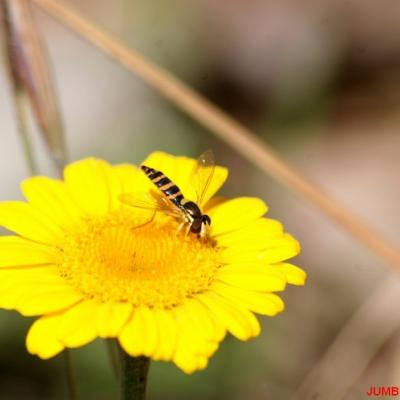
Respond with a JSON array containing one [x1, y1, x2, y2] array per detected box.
[[192, 149, 216, 207], [119, 192, 182, 219]]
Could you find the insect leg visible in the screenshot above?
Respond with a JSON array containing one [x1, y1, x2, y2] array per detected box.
[[184, 224, 191, 237], [130, 210, 156, 231]]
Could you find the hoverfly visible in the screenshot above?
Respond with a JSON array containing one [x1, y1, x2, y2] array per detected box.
[[119, 150, 215, 238]]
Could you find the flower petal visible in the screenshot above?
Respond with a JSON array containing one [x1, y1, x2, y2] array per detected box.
[[174, 303, 220, 357], [152, 308, 177, 361], [16, 290, 82, 317], [96, 302, 133, 338], [276, 263, 307, 285], [64, 158, 122, 215], [27, 314, 65, 359], [173, 345, 208, 374], [216, 218, 284, 248], [119, 307, 158, 357], [173, 305, 218, 373], [209, 197, 268, 236], [21, 177, 84, 228], [198, 292, 260, 341], [220, 234, 300, 264], [56, 300, 99, 347], [211, 281, 285, 316], [185, 299, 225, 342], [114, 164, 142, 194], [217, 264, 287, 292], [0, 201, 63, 244], [0, 236, 58, 268], [0, 266, 83, 315]]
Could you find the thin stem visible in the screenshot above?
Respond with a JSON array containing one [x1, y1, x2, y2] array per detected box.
[[0, 6, 38, 175], [106, 339, 120, 380], [118, 345, 150, 400], [63, 349, 78, 400], [12, 88, 38, 175], [31, 0, 400, 272]]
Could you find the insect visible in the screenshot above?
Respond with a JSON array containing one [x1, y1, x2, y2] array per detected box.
[[119, 150, 215, 238]]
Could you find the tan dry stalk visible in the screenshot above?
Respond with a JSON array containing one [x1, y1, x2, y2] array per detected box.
[[31, 0, 400, 271], [1, 0, 66, 171]]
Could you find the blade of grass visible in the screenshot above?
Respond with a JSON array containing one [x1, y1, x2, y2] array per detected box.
[[31, 0, 400, 271], [106, 339, 120, 380], [1, 0, 66, 172], [63, 349, 79, 400], [0, 2, 38, 174]]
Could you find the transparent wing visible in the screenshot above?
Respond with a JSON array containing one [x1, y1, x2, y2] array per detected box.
[[119, 192, 183, 219], [192, 149, 216, 207]]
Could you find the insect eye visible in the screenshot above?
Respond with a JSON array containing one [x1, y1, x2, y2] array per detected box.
[[202, 215, 211, 225], [190, 219, 202, 233]]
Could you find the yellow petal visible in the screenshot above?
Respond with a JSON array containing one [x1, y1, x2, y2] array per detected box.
[[64, 158, 122, 215], [173, 346, 209, 374], [0, 201, 63, 244], [220, 234, 300, 264], [203, 196, 226, 213], [119, 307, 158, 357], [0, 267, 57, 301], [16, 289, 82, 316], [259, 236, 301, 263], [198, 292, 260, 341], [217, 264, 287, 291], [22, 177, 84, 228], [26, 314, 65, 359], [96, 302, 133, 338], [185, 299, 225, 342], [0, 236, 58, 268], [152, 308, 177, 361], [276, 263, 307, 285], [56, 300, 99, 347], [114, 164, 142, 194], [0, 266, 83, 315], [211, 281, 285, 316], [173, 305, 218, 373], [174, 304, 219, 357], [209, 197, 268, 236], [216, 218, 284, 248]]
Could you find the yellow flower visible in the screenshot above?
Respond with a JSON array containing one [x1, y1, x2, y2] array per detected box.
[[0, 152, 305, 373]]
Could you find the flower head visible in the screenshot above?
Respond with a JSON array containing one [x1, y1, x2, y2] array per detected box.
[[0, 152, 305, 373]]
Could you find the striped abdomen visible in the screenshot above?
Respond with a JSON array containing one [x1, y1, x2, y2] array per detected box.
[[141, 165, 184, 206]]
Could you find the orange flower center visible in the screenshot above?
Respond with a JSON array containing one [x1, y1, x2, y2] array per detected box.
[[57, 211, 220, 308]]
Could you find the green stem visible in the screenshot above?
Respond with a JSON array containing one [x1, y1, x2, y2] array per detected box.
[[106, 339, 120, 380], [63, 349, 78, 400], [118, 346, 150, 400]]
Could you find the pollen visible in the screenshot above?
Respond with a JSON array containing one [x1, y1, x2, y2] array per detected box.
[[57, 211, 221, 308]]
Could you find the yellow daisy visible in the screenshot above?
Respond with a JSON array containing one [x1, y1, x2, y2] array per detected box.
[[0, 152, 305, 373]]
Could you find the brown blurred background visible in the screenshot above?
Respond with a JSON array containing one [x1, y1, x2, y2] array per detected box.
[[1, 0, 400, 399]]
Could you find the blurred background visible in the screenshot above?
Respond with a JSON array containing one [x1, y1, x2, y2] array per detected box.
[[1, 0, 400, 399]]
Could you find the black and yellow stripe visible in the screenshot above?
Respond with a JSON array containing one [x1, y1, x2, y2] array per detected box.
[[141, 165, 184, 207]]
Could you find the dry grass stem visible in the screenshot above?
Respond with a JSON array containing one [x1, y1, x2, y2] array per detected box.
[[293, 276, 400, 400], [1, 0, 66, 171], [32, 0, 400, 271], [1, 1, 37, 174], [0, 46, 37, 174]]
